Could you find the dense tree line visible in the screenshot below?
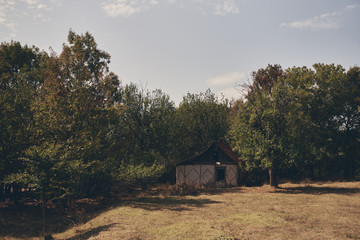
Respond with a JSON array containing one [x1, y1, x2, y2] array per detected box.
[[0, 31, 230, 205], [0, 30, 359, 204], [229, 64, 360, 187]]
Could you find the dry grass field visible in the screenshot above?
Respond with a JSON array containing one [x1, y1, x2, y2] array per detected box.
[[1, 181, 360, 240]]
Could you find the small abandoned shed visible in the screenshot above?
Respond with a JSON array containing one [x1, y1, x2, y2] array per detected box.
[[176, 139, 239, 187]]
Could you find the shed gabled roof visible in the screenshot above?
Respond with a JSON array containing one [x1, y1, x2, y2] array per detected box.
[[176, 138, 239, 166]]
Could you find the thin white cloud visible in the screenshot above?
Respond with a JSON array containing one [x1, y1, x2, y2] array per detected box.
[[208, 71, 248, 100], [102, 0, 159, 17], [24, 0, 38, 5], [195, 0, 240, 16], [281, 12, 340, 29], [213, 0, 239, 16], [6, 0, 15, 5], [0, 0, 18, 32], [37, 4, 47, 9], [0, 0, 61, 35], [281, 5, 356, 30], [217, 87, 242, 101], [208, 72, 246, 87], [346, 4, 357, 10], [150, 0, 159, 5], [102, 0, 241, 17]]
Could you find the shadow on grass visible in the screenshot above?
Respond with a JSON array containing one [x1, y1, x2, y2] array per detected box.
[[0, 204, 76, 239], [123, 196, 221, 211], [0, 194, 220, 239], [66, 223, 117, 240], [277, 186, 360, 195], [145, 185, 245, 197]]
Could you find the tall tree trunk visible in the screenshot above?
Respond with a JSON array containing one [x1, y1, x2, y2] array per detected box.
[[269, 167, 278, 188], [41, 192, 53, 240], [0, 183, 4, 201], [13, 184, 20, 206], [307, 162, 314, 180], [41, 192, 47, 238]]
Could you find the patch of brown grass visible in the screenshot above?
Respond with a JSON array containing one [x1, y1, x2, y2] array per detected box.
[[1, 182, 360, 240]]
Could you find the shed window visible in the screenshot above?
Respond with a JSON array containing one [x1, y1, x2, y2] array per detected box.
[[216, 168, 225, 181]]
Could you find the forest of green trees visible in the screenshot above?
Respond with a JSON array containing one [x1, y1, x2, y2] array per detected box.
[[229, 64, 360, 187], [1, 30, 359, 204]]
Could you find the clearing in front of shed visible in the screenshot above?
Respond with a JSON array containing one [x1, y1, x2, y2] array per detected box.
[[55, 181, 360, 240], [1, 181, 359, 240]]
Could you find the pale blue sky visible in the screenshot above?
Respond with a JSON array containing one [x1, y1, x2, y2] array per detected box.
[[1, 0, 359, 104]]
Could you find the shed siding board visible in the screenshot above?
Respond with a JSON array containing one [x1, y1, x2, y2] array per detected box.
[[225, 164, 238, 186], [184, 165, 201, 186], [176, 165, 185, 185], [176, 164, 238, 186], [200, 165, 215, 185]]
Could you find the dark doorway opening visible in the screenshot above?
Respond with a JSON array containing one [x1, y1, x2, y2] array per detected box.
[[216, 167, 226, 181]]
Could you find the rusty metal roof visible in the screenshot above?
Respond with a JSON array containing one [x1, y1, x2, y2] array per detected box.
[[176, 138, 239, 166]]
